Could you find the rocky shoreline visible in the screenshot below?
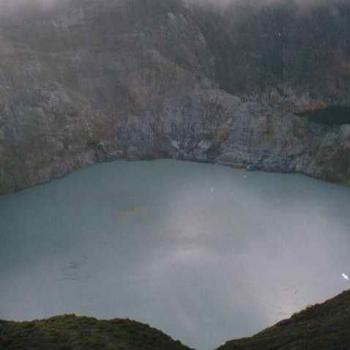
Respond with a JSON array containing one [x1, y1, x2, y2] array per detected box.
[[0, 0, 350, 195]]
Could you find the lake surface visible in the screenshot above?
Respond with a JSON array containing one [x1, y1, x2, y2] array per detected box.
[[1, 160, 350, 349]]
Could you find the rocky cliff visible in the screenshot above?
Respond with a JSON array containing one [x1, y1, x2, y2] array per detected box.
[[0, 0, 349, 194]]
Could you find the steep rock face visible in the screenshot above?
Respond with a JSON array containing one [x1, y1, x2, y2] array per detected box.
[[0, 0, 349, 194], [217, 289, 350, 350]]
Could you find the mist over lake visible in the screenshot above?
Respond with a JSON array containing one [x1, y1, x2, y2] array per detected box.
[[1, 160, 349, 350]]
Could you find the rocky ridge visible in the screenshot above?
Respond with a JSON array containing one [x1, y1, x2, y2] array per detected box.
[[0, 0, 349, 194]]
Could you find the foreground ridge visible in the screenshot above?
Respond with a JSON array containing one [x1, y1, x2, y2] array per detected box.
[[1, 290, 350, 350], [217, 289, 350, 350], [0, 315, 193, 350]]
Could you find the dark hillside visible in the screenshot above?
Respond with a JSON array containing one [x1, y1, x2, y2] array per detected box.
[[217, 289, 350, 350], [0, 315, 192, 350], [1, 291, 350, 350], [192, 0, 350, 100]]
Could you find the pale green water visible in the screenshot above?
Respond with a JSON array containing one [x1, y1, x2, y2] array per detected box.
[[0, 160, 350, 349]]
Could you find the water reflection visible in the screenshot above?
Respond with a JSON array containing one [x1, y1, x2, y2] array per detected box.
[[0, 160, 349, 349]]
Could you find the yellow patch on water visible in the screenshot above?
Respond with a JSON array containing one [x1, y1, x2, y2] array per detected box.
[[126, 206, 145, 214], [116, 206, 147, 220]]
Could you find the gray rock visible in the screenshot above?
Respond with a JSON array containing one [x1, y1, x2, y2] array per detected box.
[[0, 0, 349, 194]]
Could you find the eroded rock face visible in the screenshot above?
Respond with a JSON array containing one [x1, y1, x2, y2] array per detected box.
[[0, 0, 349, 194]]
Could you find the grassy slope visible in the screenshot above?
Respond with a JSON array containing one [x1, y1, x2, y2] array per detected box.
[[217, 290, 350, 350], [1, 291, 350, 349], [0, 315, 192, 350]]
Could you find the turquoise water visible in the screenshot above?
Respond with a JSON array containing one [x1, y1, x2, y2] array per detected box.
[[0, 160, 350, 349]]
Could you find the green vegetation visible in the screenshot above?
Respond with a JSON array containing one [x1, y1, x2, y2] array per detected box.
[[217, 289, 350, 350], [0, 0, 350, 193], [299, 106, 350, 125], [0, 315, 192, 350], [1, 290, 350, 349]]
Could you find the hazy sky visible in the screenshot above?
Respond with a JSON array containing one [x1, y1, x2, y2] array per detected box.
[[0, 0, 344, 10], [0, 0, 346, 19]]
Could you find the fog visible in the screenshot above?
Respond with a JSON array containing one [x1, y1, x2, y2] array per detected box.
[[0, 0, 58, 11], [0, 0, 347, 12], [0, 0, 346, 24], [0, 0, 349, 347], [186, 0, 347, 8]]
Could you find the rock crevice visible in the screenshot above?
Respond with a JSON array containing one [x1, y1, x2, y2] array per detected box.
[[0, 0, 349, 194]]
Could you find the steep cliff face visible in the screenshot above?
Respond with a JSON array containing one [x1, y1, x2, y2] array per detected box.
[[0, 0, 349, 194], [217, 289, 350, 350]]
